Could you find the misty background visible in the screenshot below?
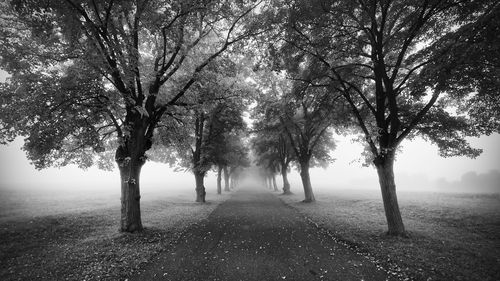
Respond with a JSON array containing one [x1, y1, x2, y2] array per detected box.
[[1, 133, 499, 195]]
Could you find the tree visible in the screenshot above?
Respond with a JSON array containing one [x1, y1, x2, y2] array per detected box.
[[251, 111, 281, 192], [204, 58, 252, 194], [0, 0, 268, 232], [252, 103, 295, 194], [280, 0, 499, 235], [253, 153, 280, 191], [214, 133, 250, 193], [252, 133, 289, 192], [414, 4, 500, 133], [154, 57, 250, 202], [252, 67, 339, 202], [275, 134, 295, 194], [202, 104, 248, 198], [280, 82, 338, 202], [251, 69, 297, 194]]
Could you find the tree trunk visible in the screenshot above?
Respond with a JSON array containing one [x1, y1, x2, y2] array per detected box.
[[272, 174, 278, 191], [281, 168, 292, 195], [223, 166, 230, 192], [116, 149, 145, 232], [375, 154, 406, 236], [217, 165, 222, 195], [192, 113, 207, 202], [299, 161, 315, 202], [195, 171, 206, 203], [230, 175, 235, 189]]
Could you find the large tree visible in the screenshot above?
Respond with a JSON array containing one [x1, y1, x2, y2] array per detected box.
[[0, 0, 268, 232], [280, 0, 499, 235]]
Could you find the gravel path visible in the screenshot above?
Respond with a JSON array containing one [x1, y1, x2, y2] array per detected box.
[[130, 186, 392, 281]]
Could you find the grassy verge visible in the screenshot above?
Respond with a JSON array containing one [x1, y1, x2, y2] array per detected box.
[[0, 187, 230, 281], [277, 189, 500, 281]]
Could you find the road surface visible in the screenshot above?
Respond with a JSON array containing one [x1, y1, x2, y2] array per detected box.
[[130, 186, 392, 281]]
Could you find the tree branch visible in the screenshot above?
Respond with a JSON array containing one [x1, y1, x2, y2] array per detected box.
[[396, 91, 440, 146], [343, 93, 378, 156]]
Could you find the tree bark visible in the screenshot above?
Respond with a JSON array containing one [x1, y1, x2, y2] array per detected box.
[[192, 113, 207, 202], [223, 166, 230, 192], [374, 153, 406, 236], [217, 165, 222, 195], [114, 109, 152, 233], [281, 164, 292, 195], [195, 171, 206, 203], [299, 160, 315, 202], [116, 146, 145, 232], [272, 174, 278, 191]]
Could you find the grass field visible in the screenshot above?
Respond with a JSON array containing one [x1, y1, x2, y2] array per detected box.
[[1, 181, 499, 280], [0, 182, 230, 281], [278, 187, 500, 281]]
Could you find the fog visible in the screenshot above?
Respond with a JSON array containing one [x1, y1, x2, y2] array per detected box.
[[1, 133, 499, 196]]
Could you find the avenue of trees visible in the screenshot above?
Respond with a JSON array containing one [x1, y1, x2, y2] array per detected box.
[[251, 70, 341, 202], [152, 56, 252, 202], [273, 0, 499, 236], [0, 0, 270, 232], [1, 0, 498, 236]]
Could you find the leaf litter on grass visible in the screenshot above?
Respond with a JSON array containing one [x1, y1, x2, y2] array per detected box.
[[0, 188, 231, 281], [277, 189, 500, 281]]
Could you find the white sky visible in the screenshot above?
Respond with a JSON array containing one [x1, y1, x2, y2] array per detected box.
[[0, 133, 498, 192]]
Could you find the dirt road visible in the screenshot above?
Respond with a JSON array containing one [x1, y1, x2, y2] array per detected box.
[[129, 186, 392, 281]]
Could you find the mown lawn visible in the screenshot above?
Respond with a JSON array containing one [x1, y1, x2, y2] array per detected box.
[[0, 185, 230, 281], [278, 188, 500, 281], [1, 183, 499, 281]]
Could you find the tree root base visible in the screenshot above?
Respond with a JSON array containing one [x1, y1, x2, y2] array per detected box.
[[384, 231, 410, 238]]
